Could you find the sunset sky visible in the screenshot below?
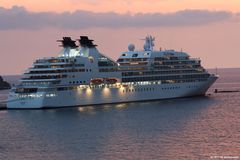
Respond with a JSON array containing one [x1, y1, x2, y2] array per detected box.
[[1, 0, 240, 75]]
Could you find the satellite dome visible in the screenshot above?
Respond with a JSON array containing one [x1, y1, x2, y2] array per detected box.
[[128, 44, 135, 51]]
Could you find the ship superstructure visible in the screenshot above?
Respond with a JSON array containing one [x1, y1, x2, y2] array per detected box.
[[7, 36, 218, 109]]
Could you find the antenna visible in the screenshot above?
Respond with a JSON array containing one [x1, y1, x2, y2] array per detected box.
[[143, 35, 155, 51]]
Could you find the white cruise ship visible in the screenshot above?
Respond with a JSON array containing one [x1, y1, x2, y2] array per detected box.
[[7, 36, 218, 109]]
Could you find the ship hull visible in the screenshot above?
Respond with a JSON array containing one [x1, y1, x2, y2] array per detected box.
[[7, 75, 218, 109]]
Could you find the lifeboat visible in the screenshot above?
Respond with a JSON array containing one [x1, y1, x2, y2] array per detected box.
[[105, 78, 118, 84], [90, 78, 103, 85]]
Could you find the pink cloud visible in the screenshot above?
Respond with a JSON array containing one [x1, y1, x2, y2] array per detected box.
[[0, 6, 234, 30]]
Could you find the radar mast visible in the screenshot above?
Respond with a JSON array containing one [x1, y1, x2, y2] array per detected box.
[[143, 35, 155, 51]]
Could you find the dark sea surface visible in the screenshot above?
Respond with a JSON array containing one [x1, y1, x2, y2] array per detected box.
[[0, 68, 239, 160]]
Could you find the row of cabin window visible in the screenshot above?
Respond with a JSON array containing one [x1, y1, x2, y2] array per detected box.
[[187, 85, 199, 88], [154, 60, 198, 65], [122, 69, 204, 76], [15, 88, 38, 93], [119, 62, 148, 66], [98, 66, 202, 73], [123, 78, 208, 83], [64, 68, 92, 72], [154, 56, 189, 61], [162, 86, 181, 90], [118, 56, 189, 63], [29, 69, 85, 74], [98, 61, 117, 67], [122, 53, 150, 57], [153, 65, 201, 69], [48, 59, 80, 64], [34, 64, 84, 69], [22, 81, 59, 86], [26, 75, 67, 79], [117, 58, 149, 62], [122, 74, 209, 82], [99, 68, 118, 72], [123, 87, 155, 93], [121, 59, 195, 64], [152, 63, 200, 67], [69, 81, 86, 84], [122, 86, 196, 93], [51, 59, 79, 63], [36, 58, 77, 63], [28, 68, 91, 74]]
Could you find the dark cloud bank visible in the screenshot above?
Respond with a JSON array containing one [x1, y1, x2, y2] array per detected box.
[[0, 6, 236, 30]]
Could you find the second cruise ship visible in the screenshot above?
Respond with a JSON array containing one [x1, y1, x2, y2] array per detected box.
[[7, 36, 218, 109]]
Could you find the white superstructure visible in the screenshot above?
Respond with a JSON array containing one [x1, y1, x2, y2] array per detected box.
[[7, 36, 218, 109]]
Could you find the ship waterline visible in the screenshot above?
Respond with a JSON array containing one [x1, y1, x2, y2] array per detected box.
[[7, 36, 218, 109], [7, 78, 217, 109]]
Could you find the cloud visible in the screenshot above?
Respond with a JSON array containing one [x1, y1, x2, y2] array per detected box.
[[0, 6, 234, 30]]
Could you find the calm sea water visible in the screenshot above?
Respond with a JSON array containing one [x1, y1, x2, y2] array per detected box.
[[0, 69, 239, 160]]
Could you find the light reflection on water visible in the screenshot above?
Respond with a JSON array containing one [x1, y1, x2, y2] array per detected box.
[[1, 94, 239, 160]]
